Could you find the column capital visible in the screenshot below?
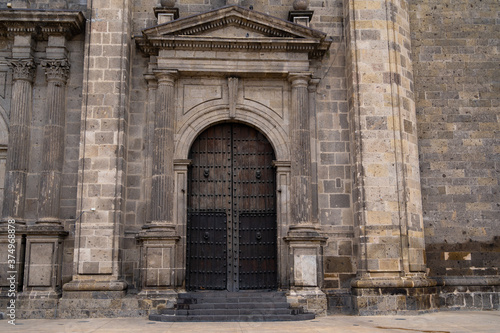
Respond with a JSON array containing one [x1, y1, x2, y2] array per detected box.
[[9, 58, 36, 82], [41, 58, 70, 83], [144, 73, 158, 89], [308, 78, 320, 93], [153, 69, 178, 85], [288, 72, 311, 87]]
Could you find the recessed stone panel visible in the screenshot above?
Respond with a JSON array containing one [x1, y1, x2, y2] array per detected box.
[[244, 85, 284, 118], [28, 243, 54, 287], [182, 84, 222, 114], [294, 248, 317, 287]]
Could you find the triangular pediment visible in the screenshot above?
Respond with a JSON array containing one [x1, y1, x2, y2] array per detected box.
[[137, 5, 331, 57]]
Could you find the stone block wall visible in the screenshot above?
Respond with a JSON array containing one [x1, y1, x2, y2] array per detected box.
[[309, 1, 357, 299], [410, 0, 500, 279]]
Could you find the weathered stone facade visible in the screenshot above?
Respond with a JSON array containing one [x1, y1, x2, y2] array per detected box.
[[0, 0, 498, 318]]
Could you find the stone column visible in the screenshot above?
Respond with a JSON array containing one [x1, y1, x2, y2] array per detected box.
[[18, 57, 71, 305], [143, 74, 157, 224], [344, 0, 435, 314], [288, 73, 313, 228], [2, 58, 36, 223], [137, 70, 180, 296], [149, 70, 177, 231], [36, 59, 70, 224], [285, 73, 327, 316]]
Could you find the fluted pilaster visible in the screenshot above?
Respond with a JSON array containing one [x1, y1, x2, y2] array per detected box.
[[37, 59, 70, 224], [150, 70, 177, 229], [2, 58, 36, 222], [288, 73, 313, 226]]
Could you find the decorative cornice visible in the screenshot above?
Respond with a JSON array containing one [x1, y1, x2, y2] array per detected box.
[[9, 58, 36, 82], [137, 5, 331, 59], [0, 9, 85, 40], [41, 59, 70, 83], [136, 36, 331, 58]]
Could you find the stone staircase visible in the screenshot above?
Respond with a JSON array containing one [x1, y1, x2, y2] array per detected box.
[[149, 291, 315, 322]]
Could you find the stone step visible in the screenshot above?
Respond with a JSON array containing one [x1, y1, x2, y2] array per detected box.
[[149, 291, 314, 322], [149, 313, 316, 322], [176, 296, 290, 304], [178, 291, 287, 299], [160, 308, 299, 316], [175, 301, 292, 310]]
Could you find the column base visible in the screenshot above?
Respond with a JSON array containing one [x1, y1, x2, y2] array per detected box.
[[59, 280, 138, 318], [351, 276, 439, 315], [287, 287, 327, 316]]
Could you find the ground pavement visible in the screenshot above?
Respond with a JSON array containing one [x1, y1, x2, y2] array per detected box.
[[0, 310, 498, 332]]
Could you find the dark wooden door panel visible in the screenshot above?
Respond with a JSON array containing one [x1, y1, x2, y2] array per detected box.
[[186, 212, 227, 290], [239, 213, 277, 290], [187, 123, 276, 291]]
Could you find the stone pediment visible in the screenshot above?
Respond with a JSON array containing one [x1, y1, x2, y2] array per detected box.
[[137, 5, 331, 58]]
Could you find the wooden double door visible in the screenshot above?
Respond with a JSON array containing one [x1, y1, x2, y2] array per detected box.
[[186, 123, 277, 291]]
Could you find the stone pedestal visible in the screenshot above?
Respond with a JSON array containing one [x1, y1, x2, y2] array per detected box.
[[288, 10, 314, 27], [285, 226, 327, 315], [16, 226, 67, 318], [137, 230, 180, 294], [154, 7, 179, 24], [351, 277, 439, 315]]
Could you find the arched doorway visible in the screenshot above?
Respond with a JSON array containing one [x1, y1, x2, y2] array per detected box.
[[186, 123, 277, 291]]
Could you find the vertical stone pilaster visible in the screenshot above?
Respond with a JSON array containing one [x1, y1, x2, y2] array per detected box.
[[308, 79, 320, 224], [344, 0, 435, 314], [149, 70, 177, 231], [137, 70, 180, 295], [64, 0, 131, 296], [2, 58, 36, 223], [37, 59, 70, 224], [143, 73, 157, 224], [288, 73, 313, 227], [286, 73, 327, 315]]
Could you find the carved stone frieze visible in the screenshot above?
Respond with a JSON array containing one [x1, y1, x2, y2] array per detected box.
[[0, 9, 85, 40]]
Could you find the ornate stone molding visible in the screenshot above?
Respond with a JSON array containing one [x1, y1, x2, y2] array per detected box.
[[0, 9, 85, 40], [9, 58, 36, 82], [137, 5, 331, 58], [41, 59, 70, 83]]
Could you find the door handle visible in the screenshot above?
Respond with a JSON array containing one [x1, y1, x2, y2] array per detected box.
[[256, 232, 262, 240]]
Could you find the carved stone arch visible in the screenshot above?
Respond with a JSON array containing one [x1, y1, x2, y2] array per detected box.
[[174, 106, 290, 161]]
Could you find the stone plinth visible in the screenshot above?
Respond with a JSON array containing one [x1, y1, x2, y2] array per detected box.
[[351, 277, 439, 315], [285, 226, 327, 315], [137, 229, 180, 293]]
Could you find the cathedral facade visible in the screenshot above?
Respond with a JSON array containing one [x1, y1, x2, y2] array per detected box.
[[0, 0, 498, 318]]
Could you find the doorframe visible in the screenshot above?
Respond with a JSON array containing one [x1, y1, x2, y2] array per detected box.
[[173, 118, 291, 290]]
